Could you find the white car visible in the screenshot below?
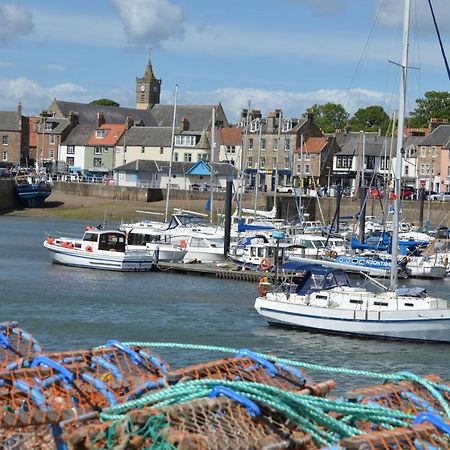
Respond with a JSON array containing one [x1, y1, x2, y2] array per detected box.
[[277, 185, 300, 194], [429, 192, 450, 201]]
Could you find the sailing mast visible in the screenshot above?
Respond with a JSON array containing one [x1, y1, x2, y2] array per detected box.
[[390, 0, 411, 290], [164, 84, 178, 223], [209, 106, 216, 223]]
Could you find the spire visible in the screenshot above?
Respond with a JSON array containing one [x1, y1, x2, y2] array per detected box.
[[196, 130, 210, 149], [144, 48, 155, 80]]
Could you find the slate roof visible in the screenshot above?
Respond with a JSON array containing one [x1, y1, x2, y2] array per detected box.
[[114, 159, 238, 177], [118, 126, 176, 146], [419, 124, 450, 146], [336, 133, 388, 156], [150, 104, 217, 131], [50, 100, 156, 126], [62, 125, 97, 146], [38, 117, 70, 134], [0, 111, 20, 131]]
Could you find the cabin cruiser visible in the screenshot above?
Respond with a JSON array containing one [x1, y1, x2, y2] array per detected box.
[[43, 228, 154, 271], [255, 265, 450, 342]]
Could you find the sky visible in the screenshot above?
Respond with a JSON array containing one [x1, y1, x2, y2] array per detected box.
[[0, 0, 449, 122]]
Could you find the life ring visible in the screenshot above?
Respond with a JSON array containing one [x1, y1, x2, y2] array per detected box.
[[179, 239, 188, 250], [328, 250, 338, 259], [47, 237, 54, 245], [85, 245, 93, 252], [260, 258, 272, 271], [258, 277, 270, 297]]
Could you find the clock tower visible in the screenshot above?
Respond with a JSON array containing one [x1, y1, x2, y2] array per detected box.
[[136, 54, 161, 110]]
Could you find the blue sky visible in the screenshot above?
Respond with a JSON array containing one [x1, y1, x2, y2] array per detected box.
[[0, 0, 448, 121]]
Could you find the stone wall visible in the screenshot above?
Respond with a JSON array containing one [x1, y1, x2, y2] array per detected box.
[[0, 180, 17, 211], [275, 195, 450, 226]]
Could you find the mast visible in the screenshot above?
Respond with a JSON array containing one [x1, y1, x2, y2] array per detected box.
[[273, 111, 282, 211], [254, 120, 262, 217], [390, 0, 411, 290], [164, 84, 178, 223], [209, 106, 216, 223]]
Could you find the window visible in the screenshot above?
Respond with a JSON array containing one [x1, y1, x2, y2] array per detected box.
[[2, 135, 8, 145], [49, 134, 55, 145], [405, 165, 409, 176], [45, 122, 52, 131], [94, 158, 102, 167], [284, 138, 290, 151], [49, 149, 54, 159], [184, 153, 192, 162], [2, 151, 7, 161], [226, 145, 235, 154], [304, 164, 311, 174], [248, 157, 253, 167], [174, 152, 179, 162], [284, 157, 290, 168], [365, 156, 375, 170], [66, 157, 74, 166], [336, 155, 352, 169], [273, 139, 278, 151], [249, 138, 254, 150], [272, 157, 277, 167], [261, 139, 266, 151], [420, 164, 426, 175], [260, 157, 265, 169], [380, 156, 390, 170], [297, 164, 301, 173], [174, 135, 196, 147], [304, 153, 310, 161], [94, 147, 103, 155], [421, 146, 426, 158], [96, 130, 105, 139], [159, 147, 163, 154], [67, 145, 75, 154]]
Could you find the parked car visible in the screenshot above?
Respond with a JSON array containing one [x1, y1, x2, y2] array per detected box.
[[277, 185, 298, 194], [0, 168, 11, 178], [429, 191, 450, 201], [400, 187, 415, 200]]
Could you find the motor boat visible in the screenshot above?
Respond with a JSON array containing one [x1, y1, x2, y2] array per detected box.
[[254, 265, 450, 342]]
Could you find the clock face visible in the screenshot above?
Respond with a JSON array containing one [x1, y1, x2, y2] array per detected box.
[[140, 85, 146, 92]]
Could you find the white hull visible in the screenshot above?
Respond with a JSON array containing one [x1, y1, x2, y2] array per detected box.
[[183, 248, 225, 263], [405, 262, 447, 279], [44, 242, 153, 271], [255, 297, 450, 342], [127, 244, 186, 263]]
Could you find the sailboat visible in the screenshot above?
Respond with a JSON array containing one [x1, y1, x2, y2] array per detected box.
[[254, 0, 450, 342]]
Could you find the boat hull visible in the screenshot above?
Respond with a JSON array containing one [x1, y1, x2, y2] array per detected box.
[[183, 248, 225, 263], [255, 297, 450, 343], [44, 242, 153, 271]]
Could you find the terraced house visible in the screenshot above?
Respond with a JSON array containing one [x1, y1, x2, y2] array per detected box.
[[0, 104, 29, 167]]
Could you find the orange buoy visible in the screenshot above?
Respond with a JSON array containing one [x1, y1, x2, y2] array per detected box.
[[260, 258, 272, 271], [85, 245, 93, 252]]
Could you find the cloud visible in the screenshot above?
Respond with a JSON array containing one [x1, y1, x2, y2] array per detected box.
[[376, 0, 450, 36], [0, 77, 90, 114], [0, 4, 34, 45], [111, 0, 184, 46], [169, 87, 396, 122]]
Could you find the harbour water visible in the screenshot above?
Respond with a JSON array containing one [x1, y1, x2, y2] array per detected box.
[[0, 216, 449, 386]]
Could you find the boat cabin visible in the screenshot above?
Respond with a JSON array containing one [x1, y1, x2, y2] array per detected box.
[[127, 229, 172, 246], [82, 231, 126, 252]]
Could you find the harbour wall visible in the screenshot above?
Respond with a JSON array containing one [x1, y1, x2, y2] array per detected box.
[[275, 195, 450, 226], [0, 180, 17, 211]]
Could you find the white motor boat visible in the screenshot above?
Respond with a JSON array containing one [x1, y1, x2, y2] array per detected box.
[[254, 266, 450, 342], [43, 228, 154, 271], [126, 228, 187, 263]]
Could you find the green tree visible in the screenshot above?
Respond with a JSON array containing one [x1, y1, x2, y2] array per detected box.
[[305, 102, 349, 133], [90, 98, 120, 107], [349, 105, 390, 134], [408, 91, 450, 127]]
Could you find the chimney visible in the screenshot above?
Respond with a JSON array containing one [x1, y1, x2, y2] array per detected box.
[[97, 112, 105, 128], [181, 117, 189, 131], [69, 111, 79, 126], [429, 117, 449, 132], [17, 102, 22, 117], [125, 116, 134, 129], [267, 111, 277, 132]]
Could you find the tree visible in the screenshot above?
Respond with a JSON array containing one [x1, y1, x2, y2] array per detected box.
[[305, 103, 349, 133], [90, 98, 120, 107], [349, 105, 390, 134], [408, 91, 450, 128]]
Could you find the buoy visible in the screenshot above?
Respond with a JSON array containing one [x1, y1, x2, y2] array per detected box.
[[179, 239, 188, 250], [85, 246, 93, 252], [47, 238, 54, 245], [260, 258, 272, 271]]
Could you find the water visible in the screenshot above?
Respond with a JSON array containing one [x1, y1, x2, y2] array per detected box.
[[0, 216, 449, 387]]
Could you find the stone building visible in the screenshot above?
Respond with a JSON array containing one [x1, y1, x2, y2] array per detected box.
[[0, 104, 29, 167], [136, 56, 161, 110]]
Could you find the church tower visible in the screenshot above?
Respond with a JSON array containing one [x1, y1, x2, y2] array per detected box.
[[136, 53, 161, 110]]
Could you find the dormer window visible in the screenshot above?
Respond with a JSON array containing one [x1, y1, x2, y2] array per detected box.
[[96, 129, 105, 139], [174, 135, 196, 147], [45, 122, 52, 131]]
